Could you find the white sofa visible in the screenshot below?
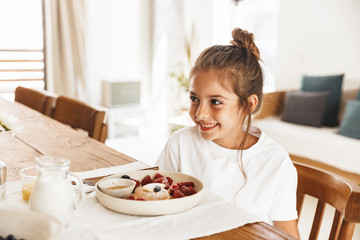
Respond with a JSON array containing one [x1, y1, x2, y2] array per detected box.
[[253, 88, 360, 184]]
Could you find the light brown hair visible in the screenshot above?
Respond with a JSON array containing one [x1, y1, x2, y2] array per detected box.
[[189, 27, 264, 193]]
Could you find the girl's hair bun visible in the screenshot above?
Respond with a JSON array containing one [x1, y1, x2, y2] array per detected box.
[[230, 28, 261, 61]]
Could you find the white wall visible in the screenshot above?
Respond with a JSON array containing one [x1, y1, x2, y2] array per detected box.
[[181, 0, 360, 91], [86, 0, 152, 105], [276, 0, 360, 90], [84, 0, 360, 109]]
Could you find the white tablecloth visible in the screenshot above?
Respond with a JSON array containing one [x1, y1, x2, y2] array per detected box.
[[1, 162, 259, 240]]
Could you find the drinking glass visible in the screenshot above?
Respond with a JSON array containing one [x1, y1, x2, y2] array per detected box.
[[19, 166, 39, 202], [0, 160, 6, 201]]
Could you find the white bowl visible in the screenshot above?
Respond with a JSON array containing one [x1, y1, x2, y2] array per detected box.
[[98, 178, 136, 198], [0, 209, 63, 240], [95, 170, 204, 216]]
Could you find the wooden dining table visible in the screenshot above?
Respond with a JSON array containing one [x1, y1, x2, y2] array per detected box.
[[0, 96, 296, 240]]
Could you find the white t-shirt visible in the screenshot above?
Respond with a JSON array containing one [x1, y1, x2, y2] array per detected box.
[[155, 126, 298, 223]]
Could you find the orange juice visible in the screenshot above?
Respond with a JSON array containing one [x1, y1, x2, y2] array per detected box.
[[22, 181, 36, 202]]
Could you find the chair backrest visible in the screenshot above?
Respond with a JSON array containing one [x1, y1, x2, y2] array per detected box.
[[14, 86, 56, 116], [294, 161, 360, 240], [52, 96, 107, 143]]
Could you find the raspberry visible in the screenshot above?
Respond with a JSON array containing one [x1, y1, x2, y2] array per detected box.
[[169, 184, 179, 195], [153, 173, 163, 180], [188, 187, 197, 195], [125, 195, 135, 200], [131, 178, 140, 188], [152, 177, 165, 183], [180, 185, 192, 196], [163, 179, 170, 189], [136, 198, 146, 201], [177, 182, 195, 188], [141, 175, 152, 186], [166, 177, 173, 185], [153, 177, 170, 189], [173, 190, 185, 198]]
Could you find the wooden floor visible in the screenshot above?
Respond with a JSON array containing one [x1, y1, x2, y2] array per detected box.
[[290, 154, 360, 186]]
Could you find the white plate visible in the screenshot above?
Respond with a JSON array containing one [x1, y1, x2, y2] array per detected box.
[[95, 170, 204, 216], [0, 209, 63, 240]]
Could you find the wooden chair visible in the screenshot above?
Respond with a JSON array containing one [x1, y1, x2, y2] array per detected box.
[[14, 86, 56, 116], [294, 161, 360, 240], [52, 96, 108, 143]]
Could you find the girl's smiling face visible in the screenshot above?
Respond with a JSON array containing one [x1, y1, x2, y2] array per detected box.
[[189, 70, 246, 149]]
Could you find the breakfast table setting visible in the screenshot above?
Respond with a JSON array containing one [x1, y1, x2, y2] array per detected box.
[[1, 161, 261, 240], [0, 97, 297, 240]]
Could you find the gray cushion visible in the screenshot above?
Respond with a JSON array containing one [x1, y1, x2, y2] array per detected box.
[[282, 91, 330, 127], [301, 74, 343, 126], [338, 100, 360, 139]]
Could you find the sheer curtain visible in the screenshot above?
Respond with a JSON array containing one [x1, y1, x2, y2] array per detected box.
[[43, 0, 87, 100], [149, 0, 189, 135]]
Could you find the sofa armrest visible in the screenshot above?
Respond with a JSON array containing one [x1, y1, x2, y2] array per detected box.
[[254, 91, 287, 119]]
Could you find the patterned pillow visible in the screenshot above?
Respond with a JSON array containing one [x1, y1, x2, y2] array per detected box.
[[282, 91, 330, 127], [301, 74, 343, 126]]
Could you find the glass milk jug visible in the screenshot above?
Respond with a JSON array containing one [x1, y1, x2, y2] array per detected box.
[[29, 156, 84, 225]]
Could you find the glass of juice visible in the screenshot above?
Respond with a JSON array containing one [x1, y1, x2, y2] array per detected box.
[[19, 166, 38, 202]]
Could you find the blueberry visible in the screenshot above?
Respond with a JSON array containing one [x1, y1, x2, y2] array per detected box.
[[7, 235, 16, 240], [154, 185, 161, 192], [121, 175, 130, 179]]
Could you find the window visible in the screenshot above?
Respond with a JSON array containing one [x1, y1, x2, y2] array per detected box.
[[213, 0, 280, 92], [0, 0, 44, 101]]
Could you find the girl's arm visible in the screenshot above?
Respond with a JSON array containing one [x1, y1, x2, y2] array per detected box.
[[274, 220, 300, 239]]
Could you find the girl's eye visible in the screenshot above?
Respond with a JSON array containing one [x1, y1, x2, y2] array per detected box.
[[190, 96, 199, 102], [210, 99, 222, 105]]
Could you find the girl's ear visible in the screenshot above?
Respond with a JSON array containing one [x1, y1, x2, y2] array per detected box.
[[247, 94, 258, 114]]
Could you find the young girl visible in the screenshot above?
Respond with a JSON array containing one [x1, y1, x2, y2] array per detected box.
[[155, 28, 299, 238]]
